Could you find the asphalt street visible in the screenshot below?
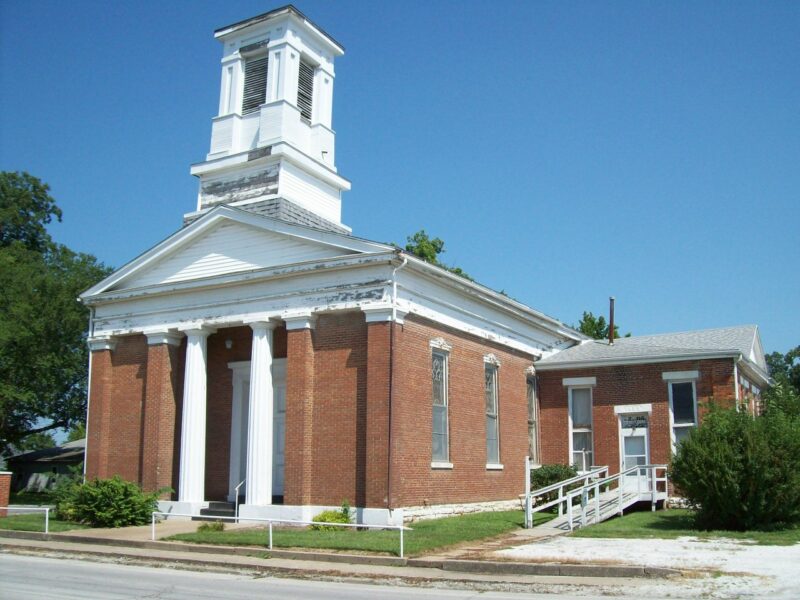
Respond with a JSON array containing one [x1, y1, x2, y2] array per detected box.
[[0, 553, 605, 600]]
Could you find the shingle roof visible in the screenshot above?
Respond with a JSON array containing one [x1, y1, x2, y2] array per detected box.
[[538, 325, 767, 378]]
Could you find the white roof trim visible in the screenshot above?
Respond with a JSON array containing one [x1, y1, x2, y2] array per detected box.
[[537, 350, 741, 371], [81, 206, 392, 299]]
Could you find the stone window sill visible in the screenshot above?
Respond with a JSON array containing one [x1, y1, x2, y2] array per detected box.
[[486, 463, 504, 470], [431, 461, 454, 470]]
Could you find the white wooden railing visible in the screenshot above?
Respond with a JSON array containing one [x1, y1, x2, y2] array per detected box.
[[523, 457, 608, 528], [523, 456, 668, 530]]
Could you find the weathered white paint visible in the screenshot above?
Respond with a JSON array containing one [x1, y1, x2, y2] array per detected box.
[[196, 6, 348, 224], [278, 159, 340, 223], [122, 220, 353, 289], [562, 376, 597, 387]]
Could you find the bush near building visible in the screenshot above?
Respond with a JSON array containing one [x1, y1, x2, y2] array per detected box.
[[671, 406, 800, 531], [55, 476, 163, 528]]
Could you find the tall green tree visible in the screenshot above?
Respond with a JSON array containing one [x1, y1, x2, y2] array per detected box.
[[404, 229, 473, 281], [764, 346, 800, 417], [0, 172, 111, 454], [576, 311, 629, 340]]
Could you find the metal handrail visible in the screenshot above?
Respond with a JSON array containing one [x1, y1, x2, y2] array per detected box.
[[151, 511, 411, 558], [234, 479, 246, 519], [0, 506, 50, 534]]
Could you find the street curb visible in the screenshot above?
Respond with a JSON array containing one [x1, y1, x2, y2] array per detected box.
[[0, 529, 680, 579]]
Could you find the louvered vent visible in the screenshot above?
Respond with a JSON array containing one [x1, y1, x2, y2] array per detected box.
[[242, 54, 268, 115], [297, 59, 314, 123]]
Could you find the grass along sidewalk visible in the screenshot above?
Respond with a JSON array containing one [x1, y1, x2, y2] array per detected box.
[[167, 510, 553, 557], [0, 512, 90, 533], [571, 508, 800, 546]]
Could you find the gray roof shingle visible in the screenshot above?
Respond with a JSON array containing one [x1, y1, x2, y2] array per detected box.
[[538, 325, 766, 378]]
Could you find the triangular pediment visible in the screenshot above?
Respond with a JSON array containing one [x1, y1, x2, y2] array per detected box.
[[84, 207, 391, 297]]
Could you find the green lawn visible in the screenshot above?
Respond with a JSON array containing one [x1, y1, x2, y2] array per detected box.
[[571, 508, 800, 546], [167, 509, 551, 557], [0, 511, 90, 533]]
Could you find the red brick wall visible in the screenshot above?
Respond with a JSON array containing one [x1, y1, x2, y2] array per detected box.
[[538, 358, 736, 472], [85, 336, 149, 483], [0, 473, 10, 516], [308, 313, 368, 506], [390, 315, 536, 508]]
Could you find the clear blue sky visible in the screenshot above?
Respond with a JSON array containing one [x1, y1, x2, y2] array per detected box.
[[1, 1, 798, 354]]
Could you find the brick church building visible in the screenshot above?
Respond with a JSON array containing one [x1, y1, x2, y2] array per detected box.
[[80, 6, 769, 524]]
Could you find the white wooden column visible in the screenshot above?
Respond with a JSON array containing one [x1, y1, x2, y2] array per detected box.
[[178, 327, 213, 503], [245, 320, 277, 506]]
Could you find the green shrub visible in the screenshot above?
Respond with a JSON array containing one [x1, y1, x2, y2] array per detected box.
[[55, 476, 162, 528], [197, 520, 225, 533], [671, 407, 800, 530], [310, 499, 352, 531], [530, 464, 578, 505]]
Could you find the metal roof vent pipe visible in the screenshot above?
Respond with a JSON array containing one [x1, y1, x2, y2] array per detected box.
[[609, 296, 615, 345]]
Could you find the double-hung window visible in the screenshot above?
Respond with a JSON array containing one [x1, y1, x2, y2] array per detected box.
[[431, 350, 449, 463], [569, 387, 593, 472], [669, 381, 697, 448], [484, 359, 501, 466]]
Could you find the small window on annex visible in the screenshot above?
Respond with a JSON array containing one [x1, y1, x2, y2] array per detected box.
[[670, 381, 697, 447], [431, 350, 449, 462], [485, 363, 500, 465], [569, 387, 593, 472]]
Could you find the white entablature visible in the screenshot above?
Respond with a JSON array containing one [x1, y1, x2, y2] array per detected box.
[[81, 207, 583, 357], [189, 5, 350, 231]]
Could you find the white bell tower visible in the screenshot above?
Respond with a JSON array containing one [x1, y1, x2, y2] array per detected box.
[[188, 6, 351, 232]]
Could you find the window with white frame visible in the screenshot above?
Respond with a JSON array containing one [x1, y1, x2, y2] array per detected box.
[[527, 374, 540, 465], [485, 363, 500, 465], [431, 350, 449, 462], [569, 387, 593, 472], [241, 43, 269, 115], [669, 381, 697, 448]]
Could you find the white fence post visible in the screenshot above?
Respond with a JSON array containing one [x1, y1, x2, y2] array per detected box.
[[524, 455, 531, 528], [44, 508, 49, 535], [400, 526, 404, 558], [151, 512, 156, 541], [268, 521, 273, 550]]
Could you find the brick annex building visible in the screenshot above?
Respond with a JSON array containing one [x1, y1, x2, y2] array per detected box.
[[81, 6, 769, 524]]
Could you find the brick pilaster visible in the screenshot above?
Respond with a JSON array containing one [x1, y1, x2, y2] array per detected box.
[[141, 340, 181, 495], [365, 321, 392, 507], [85, 349, 113, 480], [284, 327, 315, 505]]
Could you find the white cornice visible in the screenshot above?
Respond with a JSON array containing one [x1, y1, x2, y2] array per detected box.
[[87, 337, 117, 352]]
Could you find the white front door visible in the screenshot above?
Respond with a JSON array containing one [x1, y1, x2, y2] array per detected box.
[[620, 414, 649, 491], [228, 359, 286, 502]]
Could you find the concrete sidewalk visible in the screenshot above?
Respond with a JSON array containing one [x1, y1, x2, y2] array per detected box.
[[0, 533, 662, 594], [0, 524, 680, 581]]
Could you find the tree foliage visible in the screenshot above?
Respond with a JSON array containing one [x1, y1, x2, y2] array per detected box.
[[671, 407, 800, 530], [0, 172, 111, 454], [576, 311, 629, 340], [766, 346, 800, 393], [404, 230, 474, 281]]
